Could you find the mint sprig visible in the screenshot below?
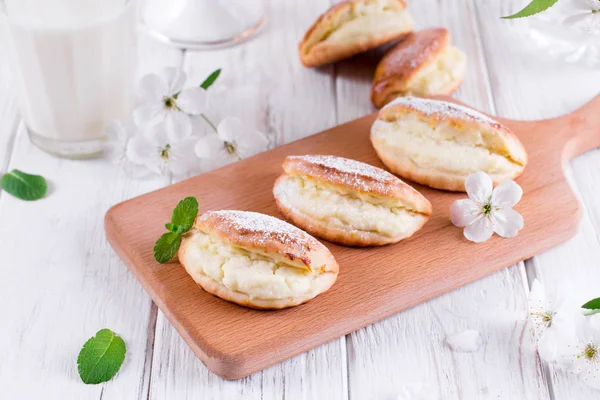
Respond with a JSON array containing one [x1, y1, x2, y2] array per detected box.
[[154, 197, 199, 263], [77, 329, 126, 384], [501, 0, 558, 19], [200, 68, 221, 90], [582, 297, 600, 316], [154, 232, 183, 263], [0, 169, 47, 201]]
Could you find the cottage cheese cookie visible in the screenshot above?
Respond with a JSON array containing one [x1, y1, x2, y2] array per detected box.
[[299, 0, 413, 67], [273, 155, 432, 246], [370, 97, 527, 191], [179, 210, 339, 310], [371, 28, 466, 108]]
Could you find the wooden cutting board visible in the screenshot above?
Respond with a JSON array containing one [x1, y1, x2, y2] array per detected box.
[[105, 95, 600, 380]]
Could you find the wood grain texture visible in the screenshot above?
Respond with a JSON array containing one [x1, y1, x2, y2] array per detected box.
[[475, 1, 600, 398], [335, 0, 552, 398], [0, 35, 181, 399], [146, 1, 348, 398], [105, 92, 599, 379], [2, 0, 599, 397]]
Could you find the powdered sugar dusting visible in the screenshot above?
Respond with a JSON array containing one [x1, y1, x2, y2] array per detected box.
[[203, 210, 315, 249], [290, 155, 396, 194], [386, 96, 501, 126]]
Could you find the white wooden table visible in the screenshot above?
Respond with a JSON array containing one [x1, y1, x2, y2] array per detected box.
[[1, 1, 599, 399]]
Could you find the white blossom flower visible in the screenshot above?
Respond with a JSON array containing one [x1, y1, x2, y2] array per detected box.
[[104, 121, 150, 178], [133, 67, 208, 141], [104, 120, 132, 165], [126, 126, 199, 178], [562, 0, 600, 33], [195, 117, 268, 169], [528, 279, 576, 363], [559, 315, 600, 389], [450, 172, 524, 243]]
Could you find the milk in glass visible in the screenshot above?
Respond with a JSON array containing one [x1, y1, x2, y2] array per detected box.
[[1, 0, 137, 157]]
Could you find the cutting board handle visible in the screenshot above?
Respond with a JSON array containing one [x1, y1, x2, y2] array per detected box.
[[560, 94, 600, 161]]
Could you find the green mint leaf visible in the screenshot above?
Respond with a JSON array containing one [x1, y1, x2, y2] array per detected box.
[[0, 169, 47, 201], [501, 0, 558, 19], [153, 197, 198, 263], [154, 232, 182, 263], [200, 68, 221, 90], [77, 329, 126, 384], [170, 196, 198, 233], [165, 222, 186, 234], [582, 297, 600, 315]]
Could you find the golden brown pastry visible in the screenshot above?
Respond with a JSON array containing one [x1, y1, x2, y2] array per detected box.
[[371, 28, 467, 108], [370, 96, 527, 192], [179, 210, 339, 310], [299, 0, 414, 67], [273, 155, 432, 246]]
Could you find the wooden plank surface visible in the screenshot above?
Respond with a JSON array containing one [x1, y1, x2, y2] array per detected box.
[[147, 1, 348, 398], [0, 38, 18, 173], [1, 0, 600, 398], [105, 88, 599, 379], [0, 35, 181, 399], [475, 1, 600, 399], [336, 1, 552, 398]]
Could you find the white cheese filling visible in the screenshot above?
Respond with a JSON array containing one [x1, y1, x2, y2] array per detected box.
[[183, 232, 327, 300], [326, 10, 412, 44], [406, 45, 466, 95], [372, 115, 518, 175], [276, 176, 422, 237]]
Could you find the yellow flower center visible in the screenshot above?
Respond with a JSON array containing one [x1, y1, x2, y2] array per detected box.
[[160, 144, 171, 160], [583, 343, 598, 362]]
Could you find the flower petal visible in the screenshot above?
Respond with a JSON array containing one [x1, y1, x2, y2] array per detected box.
[[463, 215, 494, 243], [465, 171, 493, 204], [450, 199, 481, 227], [177, 87, 208, 115], [529, 279, 548, 314], [236, 130, 269, 158], [162, 67, 186, 95], [123, 162, 152, 179], [570, 0, 596, 12], [104, 143, 125, 165], [580, 365, 600, 390], [492, 180, 523, 208], [134, 104, 167, 128], [537, 328, 560, 363], [104, 121, 127, 163], [563, 12, 593, 26], [190, 115, 211, 137], [492, 208, 524, 238], [217, 117, 244, 142], [195, 134, 226, 159], [142, 124, 169, 147], [126, 134, 162, 174], [164, 110, 192, 141], [168, 137, 199, 176], [137, 73, 167, 102]]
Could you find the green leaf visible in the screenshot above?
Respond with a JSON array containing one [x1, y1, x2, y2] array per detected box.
[[170, 196, 198, 233], [165, 222, 186, 234], [582, 297, 600, 311], [154, 232, 182, 263], [200, 68, 221, 90], [0, 169, 47, 201], [501, 0, 558, 19], [77, 329, 126, 384]]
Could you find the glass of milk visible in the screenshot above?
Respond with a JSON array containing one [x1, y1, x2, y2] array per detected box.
[[0, 0, 137, 158]]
